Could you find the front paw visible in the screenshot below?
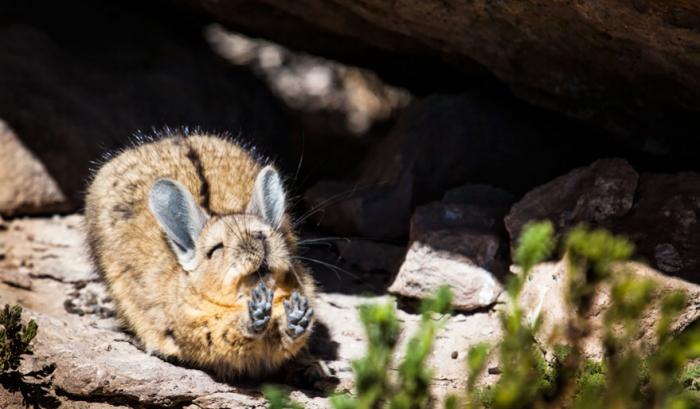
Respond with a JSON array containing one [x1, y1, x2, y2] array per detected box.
[[283, 292, 314, 339], [248, 281, 273, 334]]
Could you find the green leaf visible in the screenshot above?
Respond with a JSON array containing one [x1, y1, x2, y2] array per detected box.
[[514, 221, 555, 276], [263, 385, 304, 409]]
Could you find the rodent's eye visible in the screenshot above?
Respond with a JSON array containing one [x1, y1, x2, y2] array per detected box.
[[206, 243, 224, 259]]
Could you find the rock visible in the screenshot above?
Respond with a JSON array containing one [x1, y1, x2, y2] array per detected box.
[[410, 184, 514, 275], [505, 158, 639, 242], [506, 159, 700, 281], [411, 202, 501, 240], [0, 1, 290, 216], [414, 183, 514, 233], [206, 24, 411, 137], [294, 237, 404, 295], [0, 214, 96, 284], [388, 184, 511, 310], [0, 269, 33, 291], [307, 93, 606, 239], [0, 121, 69, 216], [389, 241, 503, 311], [518, 260, 700, 359], [190, 0, 700, 147], [505, 159, 639, 240], [613, 172, 700, 281], [0, 214, 501, 406], [31, 313, 248, 407]]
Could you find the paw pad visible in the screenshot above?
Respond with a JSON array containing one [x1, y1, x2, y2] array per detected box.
[[283, 292, 314, 338], [248, 281, 273, 333]]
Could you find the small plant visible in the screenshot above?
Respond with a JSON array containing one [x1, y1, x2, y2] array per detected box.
[[389, 286, 452, 409], [0, 304, 38, 373], [264, 385, 304, 409], [265, 288, 452, 409], [332, 286, 453, 409], [467, 223, 700, 409], [468, 221, 556, 409]]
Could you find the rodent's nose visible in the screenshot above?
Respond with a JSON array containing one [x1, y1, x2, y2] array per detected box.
[[240, 235, 265, 254]]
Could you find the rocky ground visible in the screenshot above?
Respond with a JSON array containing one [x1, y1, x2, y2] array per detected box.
[[0, 216, 503, 408], [3, 205, 700, 408]]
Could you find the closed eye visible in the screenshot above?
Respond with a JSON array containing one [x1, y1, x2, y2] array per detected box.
[[206, 243, 224, 258]]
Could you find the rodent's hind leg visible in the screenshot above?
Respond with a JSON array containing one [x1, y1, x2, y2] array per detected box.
[[248, 281, 273, 334], [283, 292, 314, 338]]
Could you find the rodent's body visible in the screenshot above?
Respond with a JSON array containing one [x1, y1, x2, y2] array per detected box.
[[85, 134, 315, 378]]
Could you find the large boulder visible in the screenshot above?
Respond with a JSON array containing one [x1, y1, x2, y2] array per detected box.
[[613, 172, 700, 280], [0, 121, 68, 215], [518, 260, 700, 359], [506, 159, 700, 282], [188, 0, 700, 148], [505, 158, 639, 242]]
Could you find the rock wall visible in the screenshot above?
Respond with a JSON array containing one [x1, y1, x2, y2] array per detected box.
[[190, 0, 700, 152]]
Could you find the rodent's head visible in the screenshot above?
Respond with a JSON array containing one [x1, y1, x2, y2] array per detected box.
[[148, 166, 297, 303]]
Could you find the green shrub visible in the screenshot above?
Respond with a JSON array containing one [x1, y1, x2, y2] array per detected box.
[[331, 286, 453, 409], [467, 223, 700, 409], [482, 221, 556, 409], [0, 304, 38, 373]]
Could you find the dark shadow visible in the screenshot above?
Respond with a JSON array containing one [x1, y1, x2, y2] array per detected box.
[[296, 228, 410, 296], [0, 366, 61, 409], [396, 295, 500, 316], [301, 242, 400, 296], [305, 320, 339, 362], [215, 321, 340, 393], [124, 320, 340, 396]]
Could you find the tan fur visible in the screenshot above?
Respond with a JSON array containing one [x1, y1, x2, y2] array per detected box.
[[85, 133, 315, 378]]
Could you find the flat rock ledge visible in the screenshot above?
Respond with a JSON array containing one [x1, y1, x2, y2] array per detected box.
[[0, 215, 502, 408]]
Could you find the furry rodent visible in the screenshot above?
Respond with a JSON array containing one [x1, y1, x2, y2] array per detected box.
[[85, 133, 315, 378]]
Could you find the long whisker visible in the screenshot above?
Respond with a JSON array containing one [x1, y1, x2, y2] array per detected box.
[[297, 237, 352, 245], [291, 133, 304, 188], [292, 182, 391, 228], [293, 256, 359, 280], [222, 216, 244, 244], [291, 186, 361, 227], [288, 264, 304, 287], [297, 242, 334, 250]]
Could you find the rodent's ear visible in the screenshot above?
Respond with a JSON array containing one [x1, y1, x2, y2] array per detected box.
[[247, 165, 286, 230], [149, 178, 208, 269]]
